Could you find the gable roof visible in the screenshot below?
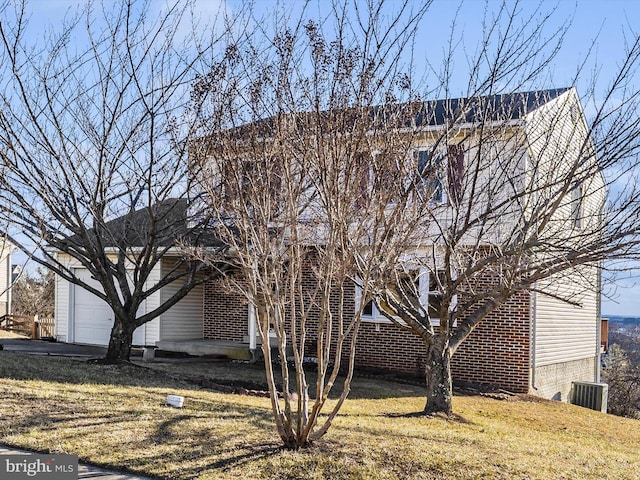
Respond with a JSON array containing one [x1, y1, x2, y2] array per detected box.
[[62, 198, 222, 250], [410, 88, 571, 127], [209, 88, 572, 142]]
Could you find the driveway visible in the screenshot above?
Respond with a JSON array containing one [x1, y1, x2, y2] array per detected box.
[[0, 338, 107, 357]]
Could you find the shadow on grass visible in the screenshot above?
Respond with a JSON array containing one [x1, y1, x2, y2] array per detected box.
[[204, 443, 282, 471], [122, 439, 283, 479], [0, 351, 205, 392], [383, 411, 476, 424], [0, 351, 427, 401]]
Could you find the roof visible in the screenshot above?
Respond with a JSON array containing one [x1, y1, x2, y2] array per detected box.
[[62, 198, 223, 250], [206, 88, 572, 142], [409, 88, 571, 127]]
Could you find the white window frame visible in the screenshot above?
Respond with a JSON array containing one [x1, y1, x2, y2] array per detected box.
[[356, 268, 456, 327]]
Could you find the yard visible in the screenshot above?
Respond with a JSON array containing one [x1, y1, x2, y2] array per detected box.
[[0, 350, 638, 479]]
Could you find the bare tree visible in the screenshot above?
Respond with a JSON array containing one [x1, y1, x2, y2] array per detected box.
[[0, 0, 232, 362], [198, 0, 640, 422], [602, 344, 640, 419], [192, 0, 429, 447], [11, 267, 54, 318], [357, 5, 640, 414]]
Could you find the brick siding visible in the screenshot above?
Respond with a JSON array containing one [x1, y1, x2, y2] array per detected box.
[[351, 289, 531, 393], [203, 266, 531, 394], [203, 275, 248, 342]]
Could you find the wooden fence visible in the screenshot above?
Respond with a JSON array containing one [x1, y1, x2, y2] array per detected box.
[[0, 314, 55, 339]]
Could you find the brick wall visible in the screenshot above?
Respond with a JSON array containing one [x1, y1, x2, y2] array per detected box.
[[451, 289, 531, 393], [202, 262, 532, 394], [203, 275, 248, 342], [353, 321, 427, 373], [351, 289, 531, 393]]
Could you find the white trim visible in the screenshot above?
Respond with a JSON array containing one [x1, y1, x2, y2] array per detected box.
[[68, 270, 77, 343], [248, 302, 257, 351], [358, 268, 452, 327]]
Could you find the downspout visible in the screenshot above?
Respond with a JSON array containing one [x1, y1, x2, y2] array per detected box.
[[595, 261, 602, 383], [531, 289, 538, 391], [248, 302, 257, 362], [595, 199, 606, 383]]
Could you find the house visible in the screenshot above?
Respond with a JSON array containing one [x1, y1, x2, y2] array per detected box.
[[53, 199, 218, 350], [55, 87, 604, 402]]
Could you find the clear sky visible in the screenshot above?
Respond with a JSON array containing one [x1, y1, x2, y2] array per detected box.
[[12, 0, 640, 315]]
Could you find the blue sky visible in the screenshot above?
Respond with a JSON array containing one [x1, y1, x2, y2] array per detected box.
[[14, 0, 640, 315]]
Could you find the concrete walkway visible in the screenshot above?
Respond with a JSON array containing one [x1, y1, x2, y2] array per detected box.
[[0, 445, 153, 479]]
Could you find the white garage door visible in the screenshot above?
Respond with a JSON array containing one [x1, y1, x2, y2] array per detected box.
[[73, 269, 145, 346]]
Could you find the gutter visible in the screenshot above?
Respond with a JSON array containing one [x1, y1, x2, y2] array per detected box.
[[595, 261, 603, 382]]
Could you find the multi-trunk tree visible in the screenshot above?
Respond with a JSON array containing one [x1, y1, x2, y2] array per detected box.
[[191, 0, 430, 447]]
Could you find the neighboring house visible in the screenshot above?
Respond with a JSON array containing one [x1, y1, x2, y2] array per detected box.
[[55, 87, 604, 402]]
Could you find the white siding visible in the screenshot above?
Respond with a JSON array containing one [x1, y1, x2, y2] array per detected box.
[[534, 268, 599, 367], [524, 89, 602, 370], [143, 263, 161, 345], [524, 89, 605, 238], [54, 253, 75, 342], [158, 258, 204, 341]]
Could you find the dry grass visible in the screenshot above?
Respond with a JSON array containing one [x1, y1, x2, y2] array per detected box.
[[0, 351, 639, 479]]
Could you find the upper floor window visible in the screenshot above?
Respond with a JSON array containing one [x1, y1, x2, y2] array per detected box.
[[416, 150, 445, 203], [570, 182, 583, 229], [415, 143, 465, 205], [220, 156, 284, 212]]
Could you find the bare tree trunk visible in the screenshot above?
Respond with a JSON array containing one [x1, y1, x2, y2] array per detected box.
[[424, 340, 453, 415], [104, 317, 135, 363]]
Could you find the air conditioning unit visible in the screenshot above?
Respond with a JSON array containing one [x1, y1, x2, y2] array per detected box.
[[570, 381, 608, 413]]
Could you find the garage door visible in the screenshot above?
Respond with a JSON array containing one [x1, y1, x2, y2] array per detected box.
[[73, 269, 145, 346]]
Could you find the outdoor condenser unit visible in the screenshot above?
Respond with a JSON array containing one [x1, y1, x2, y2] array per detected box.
[[570, 381, 608, 413]]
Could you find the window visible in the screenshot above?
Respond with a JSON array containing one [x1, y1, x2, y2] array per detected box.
[[220, 156, 284, 215], [415, 144, 465, 205], [427, 270, 444, 319], [359, 269, 448, 325], [416, 150, 444, 203], [570, 182, 583, 229]]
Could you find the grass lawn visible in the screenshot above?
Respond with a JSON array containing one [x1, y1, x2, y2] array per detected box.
[[0, 351, 638, 479]]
